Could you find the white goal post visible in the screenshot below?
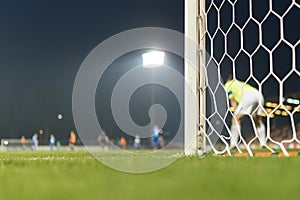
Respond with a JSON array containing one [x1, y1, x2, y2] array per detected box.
[[184, 0, 206, 155]]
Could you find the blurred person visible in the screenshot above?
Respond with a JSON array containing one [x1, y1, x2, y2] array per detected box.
[[97, 135, 103, 145], [20, 136, 26, 150], [56, 141, 61, 150], [49, 134, 56, 150], [103, 131, 109, 144], [133, 135, 141, 150], [118, 137, 127, 149], [151, 125, 164, 150], [97, 134, 104, 150], [224, 75, 266, 149], [31, 133, 38, 150], [98, 131, 110, 150], [157, 132, 165, 149], [69, 131, 76, 150], [102, 131, 110, 150], [97, 131, 109, 144]]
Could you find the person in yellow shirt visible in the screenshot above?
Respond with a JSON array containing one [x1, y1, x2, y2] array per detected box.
[[224, 75, 266, 149]]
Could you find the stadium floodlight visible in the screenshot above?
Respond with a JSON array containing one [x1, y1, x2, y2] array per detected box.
[[142, 51, 165, 68], [57, 113, 63, 120]]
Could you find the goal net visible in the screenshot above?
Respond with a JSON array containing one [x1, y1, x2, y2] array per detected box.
[[185, 0, 300, 156]]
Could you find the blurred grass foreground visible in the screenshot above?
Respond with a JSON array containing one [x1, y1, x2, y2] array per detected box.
[[0, 151, 299, 200]]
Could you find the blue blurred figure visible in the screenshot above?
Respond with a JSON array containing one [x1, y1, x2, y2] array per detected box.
[[31, 133, 38, 150], [49, 134, 56, 150], [151, 125, 163, 150]]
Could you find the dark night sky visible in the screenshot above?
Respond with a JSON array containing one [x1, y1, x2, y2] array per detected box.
[[0, 0, 184, 143], [0, 0, 298, 143]]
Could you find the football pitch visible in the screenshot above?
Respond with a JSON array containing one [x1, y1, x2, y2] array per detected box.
[[0, 151, 299, 200]]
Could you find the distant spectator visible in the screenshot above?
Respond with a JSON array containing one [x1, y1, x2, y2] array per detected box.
[[31, 133, 38, 150], [56, 141, 61, 150], [49, 134, 56, 150], [103, 131, 109, 144], [97, 131, 110, 150], [151, 125, 164, 150], [119, 137, 127, 149], [69, 131, 76, 150], [133, 135, 141, 150], [20, 136, 26, 150], [158, 132, 165, 149]]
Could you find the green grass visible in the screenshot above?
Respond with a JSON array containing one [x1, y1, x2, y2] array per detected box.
[[0, 151, 299, 200]]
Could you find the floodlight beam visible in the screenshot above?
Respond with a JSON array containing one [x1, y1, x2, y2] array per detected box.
[[142, 51, 165, 68]]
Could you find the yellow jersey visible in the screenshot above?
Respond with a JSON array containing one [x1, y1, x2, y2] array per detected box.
[[224, 80, 257, 103]]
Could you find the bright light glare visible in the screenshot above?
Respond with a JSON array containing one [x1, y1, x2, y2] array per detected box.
[[3, 141, 8, 145], [57, 114, 63, 120], [39, 129, 44, 135], [286, 98, 300, 105], [142, 51, 165, 67]]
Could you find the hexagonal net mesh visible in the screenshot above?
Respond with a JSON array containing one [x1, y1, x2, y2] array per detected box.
[[197, 0, 299, 156]]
